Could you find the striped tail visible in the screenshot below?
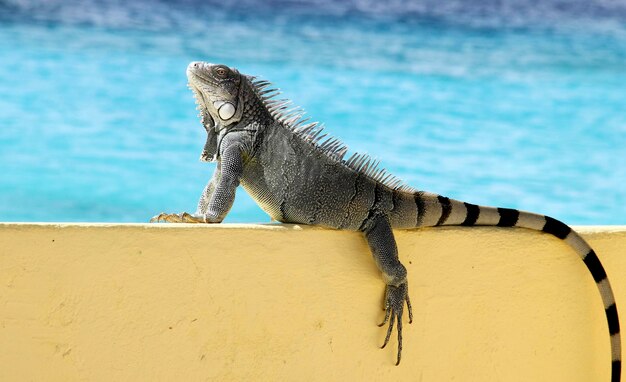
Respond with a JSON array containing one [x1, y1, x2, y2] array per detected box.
[[418, 192, 621, 382]]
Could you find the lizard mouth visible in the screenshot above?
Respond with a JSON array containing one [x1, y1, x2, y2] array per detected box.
[[187, 66, 216, 88]]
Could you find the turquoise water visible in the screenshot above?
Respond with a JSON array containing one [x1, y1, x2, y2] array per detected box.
[[1, 0, 625, 224]]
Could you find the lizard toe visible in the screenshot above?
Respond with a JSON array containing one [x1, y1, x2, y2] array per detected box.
[[379, 282, 411, 365]]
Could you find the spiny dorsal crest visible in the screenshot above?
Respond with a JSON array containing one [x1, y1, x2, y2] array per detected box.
[[247, 76, 416, 193]]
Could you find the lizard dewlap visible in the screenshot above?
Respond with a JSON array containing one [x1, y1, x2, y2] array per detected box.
[[152, 62, 621, 381]]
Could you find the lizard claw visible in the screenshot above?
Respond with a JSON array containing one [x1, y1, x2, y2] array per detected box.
[[149, 212, 169, 223], [379, 282, 412, 366], [149, 212, 206, 223], [180, 212, 207, 223]]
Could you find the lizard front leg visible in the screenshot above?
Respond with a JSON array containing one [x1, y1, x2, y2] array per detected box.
[[364, 216, 413, 365], [151, 143, 244, 224]]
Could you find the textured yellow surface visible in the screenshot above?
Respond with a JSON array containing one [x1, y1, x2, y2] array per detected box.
[[0, 223, 625, 381]]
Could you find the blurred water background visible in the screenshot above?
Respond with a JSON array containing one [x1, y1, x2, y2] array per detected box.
[[0, 0, 625, 224]]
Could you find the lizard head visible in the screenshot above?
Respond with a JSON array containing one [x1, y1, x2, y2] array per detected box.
[[187, 62, 245, 161]]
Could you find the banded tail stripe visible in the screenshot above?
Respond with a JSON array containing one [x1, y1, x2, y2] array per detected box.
[[436, 195, 451, 226], [416, 193, 621, 381]]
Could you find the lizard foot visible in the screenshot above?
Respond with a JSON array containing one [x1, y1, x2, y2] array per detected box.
[[149, 212, 206, 223], [378, 282, 413, 366]]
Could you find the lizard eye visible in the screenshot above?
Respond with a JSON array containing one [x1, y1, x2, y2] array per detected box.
[[214, 67, 228, 77]]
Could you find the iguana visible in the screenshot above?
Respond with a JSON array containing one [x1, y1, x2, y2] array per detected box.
[[151, 61, 621, 380]]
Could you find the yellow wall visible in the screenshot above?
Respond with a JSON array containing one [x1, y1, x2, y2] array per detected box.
[[1, 223, 625, 381]]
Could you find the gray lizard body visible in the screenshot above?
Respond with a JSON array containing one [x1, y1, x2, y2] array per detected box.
[[152, 62, 621, 380]]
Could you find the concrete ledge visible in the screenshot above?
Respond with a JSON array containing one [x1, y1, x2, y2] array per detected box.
[[1, 223, 625, 381]]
